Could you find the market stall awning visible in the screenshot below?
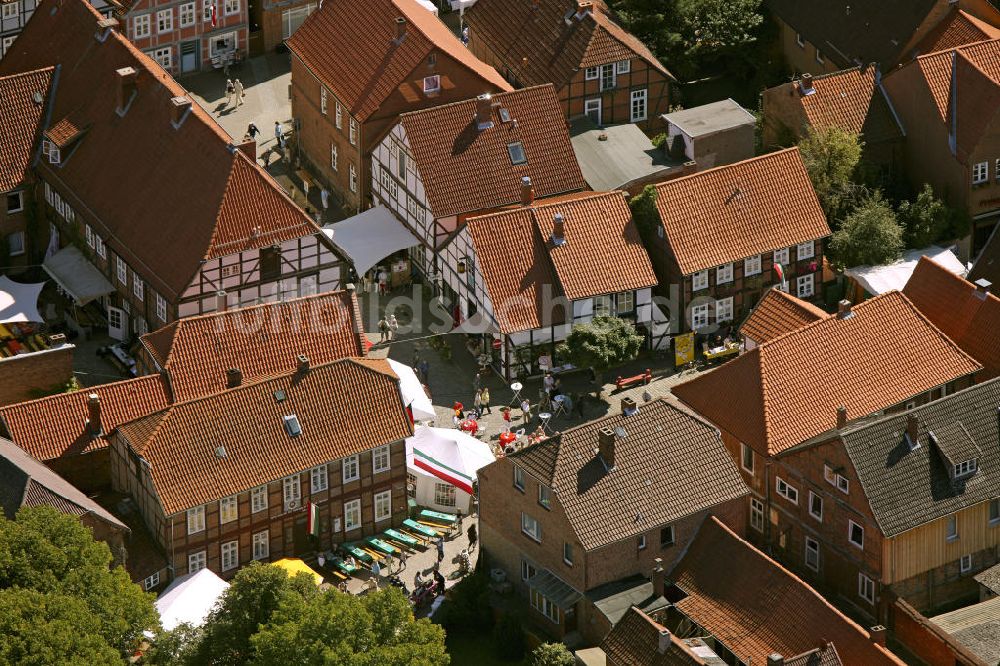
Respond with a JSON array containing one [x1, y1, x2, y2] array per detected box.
[[155, 568, 229, 631], [42, 245, 115, 306], [845, 245, 966, 296], [387, 358, 436, 421], [406, 425, 495, 494], [0, 275, 45, 323], [527, 569, 582, 610], [322, 206, 420, 277], [272, 558, 323, 586]]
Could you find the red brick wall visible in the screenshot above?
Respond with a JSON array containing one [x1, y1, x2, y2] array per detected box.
[[0, 344, 74, 407], [890, 598, 985, 666], [47, 449, 111, 494]]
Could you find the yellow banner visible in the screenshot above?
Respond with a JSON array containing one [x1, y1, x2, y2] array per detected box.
[[674, 332, 695, 367]]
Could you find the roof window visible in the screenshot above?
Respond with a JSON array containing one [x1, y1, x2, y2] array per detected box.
[[507, 142, 526, 165], [283, 414, 302, 437]]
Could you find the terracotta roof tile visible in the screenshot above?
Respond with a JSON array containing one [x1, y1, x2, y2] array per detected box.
[[916, 8, 1000, 54], [287, 0, 510, 124], [673, 291, 982, 455], [464, 0, 672, 90], [653, 149, 831, 275], [903, 256, 1000, 379], [117, 358, 412, 515], [507, 399, 748, 551], [467, 191, 657, 333], [0, 0, 321, 300], [602, 607, 707, 665], [0, 67, 53, 192], [0, 375, 171, 461], [398, 85, 586, 218], [670, 517, 905, 666], [140, 290, 367, 402], [739, 288, 826, 344]]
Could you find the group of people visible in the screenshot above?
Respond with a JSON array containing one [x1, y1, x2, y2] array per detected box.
[[223, 78, 245, 109], [377, 313, 399, 343]]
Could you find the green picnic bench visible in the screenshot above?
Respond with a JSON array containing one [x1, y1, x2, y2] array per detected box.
[[367, 537, 399, 556], [331, 557, 359, 576], [419, 509, 458, 524], [404, 518, 441, 538], [384, 528, 421, 547]]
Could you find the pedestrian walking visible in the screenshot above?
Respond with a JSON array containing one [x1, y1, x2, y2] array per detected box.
[[398, 548, 408, 572], [418, 359, 430, 384], [468, 523, 477, 552], [480, 387, 492, 415], [473, 372, 482, 392], [543, 372, 555, 395], [455, 509, 464, 536], [502, 405, 512, 431], [371, 559, 382, 578], [572, 391, 585, 418], [377, 267, 389, 295], [246, 122, 260, 140], [473, 389, 483, 418], [521, 398, 531, 426], [377, 316, 390, 343], [274, 121, 284, 148], [387, 313, 399, 340], [436, 535, 445, 563], [233, 79, 245, 106]]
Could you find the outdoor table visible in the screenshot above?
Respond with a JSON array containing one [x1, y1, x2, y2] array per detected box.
[[539, 411, 553, 433], [368, 537, 399, 555], [384, 528, 420, 547], [459, 419, 479, 436], [705, 342, 740, 362], [510, 381, 523, 405], [345, 546, 373, 563], [404, 518, 441, 538], [499, 431, 517, 447], [332, 557, 359, 575], [420, 509, 458, 524]]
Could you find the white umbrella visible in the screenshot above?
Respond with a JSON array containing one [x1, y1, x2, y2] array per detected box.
[[0, 276, 45, 323], [405, 426, 495, 494], [387, 358, 436, 421]]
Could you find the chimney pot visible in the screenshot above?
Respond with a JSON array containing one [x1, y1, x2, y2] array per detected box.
[[657, 628, 671, 654], [116, 67, 137, 112], [395, 16, 406, 41], [622, 396, 637, 416], [475, 93, 494, 131], [47, 333, 67, 347], [836, 405, 847, 429], [906, 412, 918, 446], [216, 290, 228, 312], [552, 213, 566, 245], [974, 278, 992, 299], [767, 655, 785, 666], [576, 0, 592, 16], [297, 354, 310, 373], [870, 625, 887, 646], [598, 427, 616, 469], [800, 73, 814, 94], [170, 96, 193, 126], [226, 368, 243, 388], [837, 299, 853, 319], [520, 176, 535, 206], [652, 557, 665, 598], [87, 393, 102, 436]]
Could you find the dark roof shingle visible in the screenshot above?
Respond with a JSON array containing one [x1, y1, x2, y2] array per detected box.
[[739, 288, 826, 344], [0, 67, 53, 192], [602, 607, 706, 666]]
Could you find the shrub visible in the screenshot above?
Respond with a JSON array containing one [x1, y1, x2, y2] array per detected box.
[[531, 642, 575, 666], [492, 613, 526, 661]]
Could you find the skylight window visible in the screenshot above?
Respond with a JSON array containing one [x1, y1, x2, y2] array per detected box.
[[499, 107, 511, 122], [283, 414, 302, 437], [507, 142, 526, 165]]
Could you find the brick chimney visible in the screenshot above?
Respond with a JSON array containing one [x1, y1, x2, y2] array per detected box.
[[767, 655, 784, 666], [652, 557, 665, 598], [906, 412, 919, 446], [87, 394, 102, 436], [170, 95, 192, 127], [974, 278, 992, 300], [622, 396, 637, 416], [95, 16, 118, 42], [226, 368, 243, 388], [116, 67, 138, 113], [297, 354, 310, 373], [657, 628, 671, 654], [394, 16, 406, 42], [799, 73, 814, 95], [475, 93, 494, 131], [598, 427, 616, 470], [551, 213, 566, 246], [216, 290, 228, 312], [870, 625, 887, 646], [837, 299, 853, 319], [575, 0, 592, 17], [836, 405, 847, 429], [520, 176, 534, 206]]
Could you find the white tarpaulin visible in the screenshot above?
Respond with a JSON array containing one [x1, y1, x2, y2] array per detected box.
[[416, 0, 438, 14], [155, 568, 229, 631], [322, 206, 420, 277], [406, 426, 495, 494], [43, 245, 115, 306], [450, 0, 476, 10], [846, 245, 966, 296], [0, 276, 45, 323], [387, 358, 436, 421]]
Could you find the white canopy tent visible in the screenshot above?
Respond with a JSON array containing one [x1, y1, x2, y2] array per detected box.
[[42, 245, 115, 306], [406, 426, 495, 513], [0, 276, 45, 323], [322, 206, 420, 277], [155, 568, 230, 631], [845, 245, 966, 296], [387, 358, 436, 421], [415, 0, 438, 14]]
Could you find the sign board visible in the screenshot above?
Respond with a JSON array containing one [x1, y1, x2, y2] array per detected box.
[[674, 332, 695, 367]]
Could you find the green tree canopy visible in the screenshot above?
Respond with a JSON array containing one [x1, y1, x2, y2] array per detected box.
[[556, 316, 644, 379], [251, 587, 448, 666], [531, 642, 576, 666], [797, 126, 864, 220], [828, 192, 905, 268], [0, 506, 158, 662], [628, 184, 662, 244], [896, 183, 971, 248]]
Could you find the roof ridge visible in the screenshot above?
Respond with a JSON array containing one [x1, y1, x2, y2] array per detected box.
[[0, 65, 56, 83], [913, 36, 1000, 61], [653, 147, 801, 192], [398, 83, 554, 120], [0, 373, 163, 412], [467, 189, 625, 226]]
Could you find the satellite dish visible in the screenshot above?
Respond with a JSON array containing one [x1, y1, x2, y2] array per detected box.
[[614, 426, 627, 440]]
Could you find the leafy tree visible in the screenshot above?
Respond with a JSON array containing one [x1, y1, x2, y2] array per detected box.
[[675, 0, 764, 58], [0, 506, 158, 661], [556, 316, 644, 384], [897, 184, 950, 248], [531, 642, 575, 666], [251, 587, 449, 666], [628, 184, 662, 245], [492, 613, 527, 661], [797, 126, 863, 220], [191, 561, 320, 665], [436, 567, 493, 635], [828, 192, 904, 267], [145, 623, 203, 666]]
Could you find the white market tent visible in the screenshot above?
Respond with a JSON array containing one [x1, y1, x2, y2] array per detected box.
[[845, 245, 966, 296], [155, 568, 230, 631], [406, 426, 495, 513], [322, 206, 419, 277], [387, 358, 436, 421], [42, 245, 115, 306], [0, 276, 45, 323]]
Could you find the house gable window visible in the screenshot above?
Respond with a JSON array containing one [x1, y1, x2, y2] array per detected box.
[[796, 241, 814, 260], [691, 303, 709, 329], [372, 444, 390, 474], [715, 297, 733, 323], [797, 274, 814, 299], [858, 573, 875, 604], [849, 520, 864, 548], [716, 263, 733, 284], [521, 512, 541, 541], [775, 477, 798, 504], [750, 498, 764, 532], [251, 485, 267, 513], [660, 525, 675, 548], [740, 443, 753, 473], [423, 75, 440, 95], [187, 506, 205, 534], [344, 498, 361, 531], [973, 161, 989, 184], [374, 489, 391, 522], [342, 454, 360, 483], [219, 495, 238, 523], [805, 537, 819, 571], [513, 465, 525, 491], [744, 254, 762, 276], [691, 270, 709, 291], [773, 247, 789, 265], [808, 491, 823, 521]]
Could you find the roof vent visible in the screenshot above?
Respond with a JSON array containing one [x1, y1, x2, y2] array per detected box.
[[284, 414, 302, 437], [273, 389, 286, 403], [215, 445, 227, 459], [551, 213, 566, 246], [95, 16, 118, 42], [798, 73, 815, 96], [170, 95, 193, 129], [31, 91, 43, 105], [520, 176, 534, 206], [226, 368, 243, 388], [837, 299, 854, 319], [475, 93, 494, 131], [499, 107, 511, 123], [974, 278, 992, 300], [297, 354, 310, 373], [394, 16, 406, 43]]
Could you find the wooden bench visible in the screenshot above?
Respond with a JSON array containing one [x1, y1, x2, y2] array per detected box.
[[615, 368, 652, 391]]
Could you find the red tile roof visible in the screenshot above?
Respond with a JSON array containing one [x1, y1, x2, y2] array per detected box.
[[287, 0, 511, 125], [398, 85, 586, 218], [602, 607, 707, 665], [652, 149, 831, 275], [464, 0, 672, 91], [117, 358, 412, 515], [672, 291, 981, 455], [739, 288, 826, 345], [916, 8, 1000, 55], [140, 290, 367, 402], [0, 375, 171, 461], [0, 68, 54, 192], [904, 256, 1000, 379], [0, 0, 321, 301], [671, 517, 905, 666], [467, 191, 657, 334]]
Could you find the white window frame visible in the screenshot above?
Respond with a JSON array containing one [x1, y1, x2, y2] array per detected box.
[[252, 530, 269, 560], [132, 272, 144, 300], [203, 0, 212, 21], [584, 98, 601, 125], [433, 482, 456, 507], [796, 32, 805, 48], [960, 554, 972, 573], [144, 571, 160, 590], [796, 273, 814, 299], [750, 498, 764, 532], [282, 475, 301, 511], [117, 256, 128, 285], [209, 32, 237, 59], [691, 270, 709, 291], [513, 465, 525, 491], [311, 465, 328, 492], [849, 520, 864, 549], [188, 550, 207, 574], [955, 459, 977, 477], [773, 247, 790, 265], [715, 297, 734, 323], [637, 534, 647, 550], [155, 293, 167, 322], [531, 590, 560, 624], [133, 13, 151, 38], [973, 161, 989, 184], [6, 191, 23, 214], [858, 573, 875, 604], [7, 232, 24, 257], [775, 477, 798, 504], [599, 63, 616, 91], [342, 454, 359, 483], [716, 263, 733, 284], [691, 303, 710, 329], [946, 515, 958, 541], [741, 443, 754, 473], [221, 540, 239, 571], [585, 66, 598, 80], [96, 236, 106, 259], [219, 495, 238, 524], [660, 525, 675, 548], [521, 559, 536, 582], [796, 241, 814, 260], [344, 498, 361, 531], [990, 499, 1000, 525], [335, 102, 342, 129], [422, 75, 440, 95], [85, 224, 95, 249], [224, 0, 239, 15], [563, 542, 573, 566], [179, 2, 195, 26], [805, 536, 820, 571], [320, 87, 327, 114], [521, 512, 541, 542], [629, 88, 647, 123], [187, 505, 205, 534], [156, 8, 172, 33], [815, 47, 824, 64], [251, 485, 267, 513], [616, 59, 631, 74], [745, 254, 762, 276], [374, 489, 391, 522], [809, 491, 823, 521], [538, 484, 551, 510], [330, 143, 338, 171], [2, 2, 18, 19], [836, 475, 849, 494], [372, 444, 390, 474], [349, 164, 357, 192]]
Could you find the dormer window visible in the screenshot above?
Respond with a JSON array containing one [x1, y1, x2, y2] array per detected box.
[[423, 75, 440, 95], [41, 140, 61, 164], [954, 459, 977, 478]]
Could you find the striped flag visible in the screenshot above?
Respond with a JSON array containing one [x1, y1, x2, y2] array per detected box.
[[774, 263, 788, 292], [211, 2, 217, 27], [412, 446, 475, 495], [307, 502, 320, 538]]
